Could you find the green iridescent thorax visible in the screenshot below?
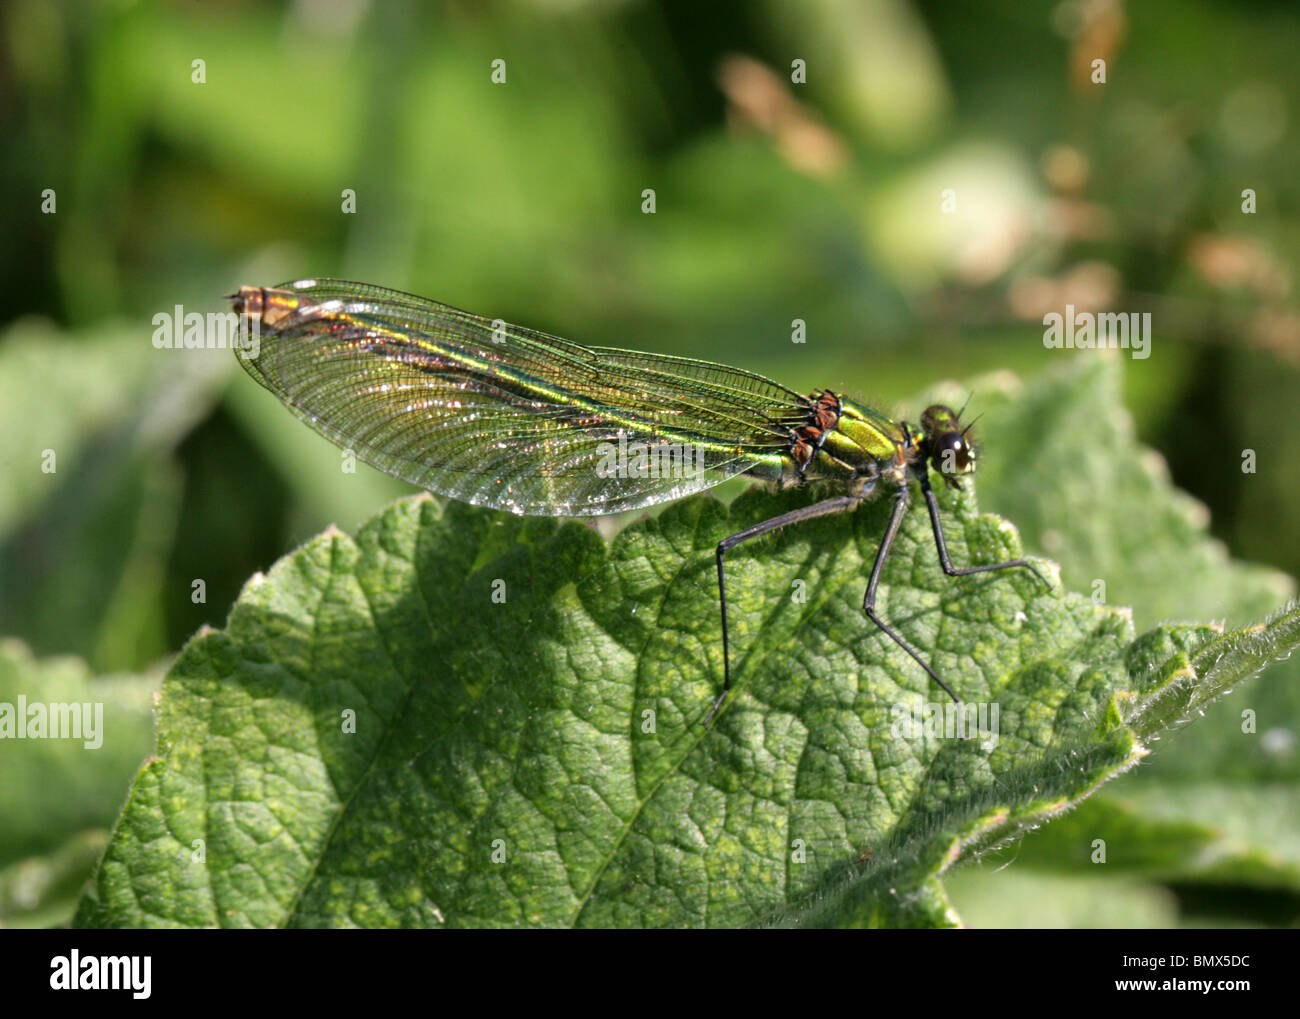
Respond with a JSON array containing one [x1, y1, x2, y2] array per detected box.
[[805, 397, 906, 480]]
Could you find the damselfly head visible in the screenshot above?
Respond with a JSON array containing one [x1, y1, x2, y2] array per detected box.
[[920, 403, 977, 487]]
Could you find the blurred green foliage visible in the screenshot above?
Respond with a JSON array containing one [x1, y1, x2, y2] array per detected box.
[[2, 0, 1298, 926]]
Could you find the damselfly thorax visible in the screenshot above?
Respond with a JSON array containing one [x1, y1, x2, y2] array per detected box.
[[784, 390, 916, 490]]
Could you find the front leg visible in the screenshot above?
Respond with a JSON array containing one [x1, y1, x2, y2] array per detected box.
[[861, 484, 960, 703], [917, 471, 1051, 590]]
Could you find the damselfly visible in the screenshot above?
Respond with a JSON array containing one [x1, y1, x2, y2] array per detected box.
[[231, 279, 1049, 722]]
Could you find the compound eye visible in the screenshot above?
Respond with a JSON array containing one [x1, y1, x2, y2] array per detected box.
[[933, 432, 974, 475]]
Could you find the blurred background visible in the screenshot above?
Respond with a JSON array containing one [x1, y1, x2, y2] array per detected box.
[[1, 0, 1297, 927]]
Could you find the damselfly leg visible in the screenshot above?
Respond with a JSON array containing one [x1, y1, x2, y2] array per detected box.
[[711, 494, 863, 723], [917, 472, 1052, 590], [710, 479, 1051, 724]]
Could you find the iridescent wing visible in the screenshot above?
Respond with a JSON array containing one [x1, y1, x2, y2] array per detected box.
[[234, 278, 810, 516]]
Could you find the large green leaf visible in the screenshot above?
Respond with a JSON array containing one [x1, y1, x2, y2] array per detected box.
[[0, 639, 159, 866], [0, 830, 111, 930], [941, 355, 1300, 924], [970, 354, 1291, 626], [0, 317, 225, 671], [73, 476, 1298, 926], [0, 639, 159, 927], [940, 869, 1181, 929]]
